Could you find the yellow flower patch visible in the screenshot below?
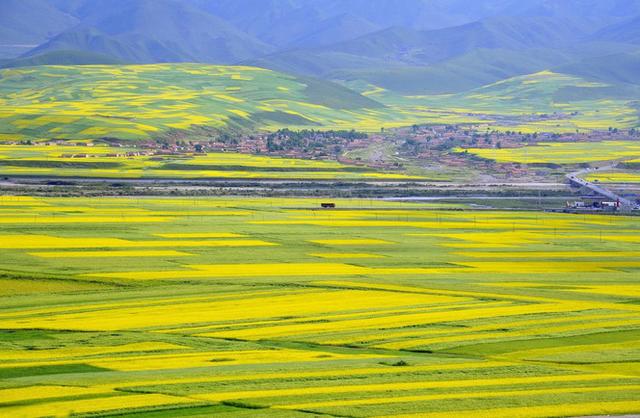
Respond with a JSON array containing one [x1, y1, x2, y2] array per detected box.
[[29, 250, 193, 258], [310, 239, 394, 246], [309, 253, 385, 259], [154, 232, 245, 238], [0, 385, 114, 405], [1, 394, 196, 418]]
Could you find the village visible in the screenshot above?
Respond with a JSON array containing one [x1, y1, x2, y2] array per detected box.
[[10, 125, 640, 164], [5, 125, 640, 209]]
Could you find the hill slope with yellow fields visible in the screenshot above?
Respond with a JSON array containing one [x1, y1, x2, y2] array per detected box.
[[0, 65, 638, 143]]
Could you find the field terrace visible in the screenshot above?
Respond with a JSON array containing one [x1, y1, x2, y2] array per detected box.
[[0, 144, 420, 181], [0, 196, 639, 417]]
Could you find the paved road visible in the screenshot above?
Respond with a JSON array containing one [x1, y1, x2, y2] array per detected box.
[[566, 165, 636, 210], [0, 176, 565, 188], [385, 196, 572, 201]]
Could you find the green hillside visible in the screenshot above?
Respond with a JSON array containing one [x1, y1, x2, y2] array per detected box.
[[330, 48, 575, 95], [556, 50, 640, 86], [286, 13, 381, 49], [332, 17, 590, 63], [27, 0, 272, 64], [0, 64, 638, 142], [0, 0, 77, 58], [0, 64, 401, 141], [1, 50, 125, 68], [253, 17, 592, 74], [247, 50, 394, 79], [362, 70, 640, 133], [248, 16, 640, 96]]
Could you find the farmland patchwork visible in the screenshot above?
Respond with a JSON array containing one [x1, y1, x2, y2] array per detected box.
[[0, 196, 639, 416], [0, 66, 637, 142]]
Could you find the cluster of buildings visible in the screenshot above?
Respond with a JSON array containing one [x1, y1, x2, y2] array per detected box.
[[566, 197, 623, 212], [403, 125, 640, 154]]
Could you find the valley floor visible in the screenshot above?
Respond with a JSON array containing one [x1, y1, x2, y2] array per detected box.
[[0, 196, 639, 417]]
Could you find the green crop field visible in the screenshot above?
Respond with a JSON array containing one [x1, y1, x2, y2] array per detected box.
[[584, 171, 640, 184], [351, 71, 640, 134], [0, 64, 419, 142], [0, 144, 423, 181], [457, 140, 640, 164], [0, 65, 637, 143], [1, 195, 640, 417]]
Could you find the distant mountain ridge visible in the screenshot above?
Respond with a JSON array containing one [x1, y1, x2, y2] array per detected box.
[[0, 0, 77, 58], [25, 0, 272, 64], [2, 0, 640, 96], [247, 14, 640, 94], [591, 16, 640, 44]]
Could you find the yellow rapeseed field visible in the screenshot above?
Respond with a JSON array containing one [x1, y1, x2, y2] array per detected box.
[[192, 373, 616, 402], [29, 250, 193, 258], [91, 348, 387, 371], [0, 342, 186, 362], [309, 253, 385, 259], [278, 385, 640, 410], [309, 239, 395, 245], [381, 401, 640, 418], [1, 197, 639, 417], [1, 394, 196, 418]]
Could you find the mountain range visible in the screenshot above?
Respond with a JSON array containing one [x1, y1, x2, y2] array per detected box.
[[1, 0, 640, 95]]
